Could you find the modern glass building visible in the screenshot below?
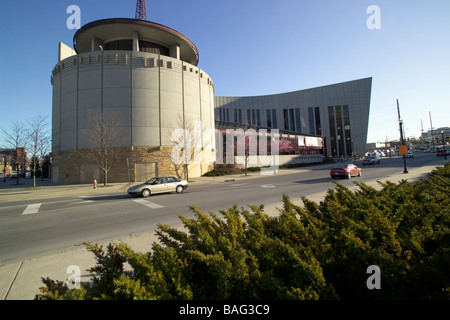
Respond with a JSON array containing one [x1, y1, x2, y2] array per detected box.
[[214, 77, 372, 158]]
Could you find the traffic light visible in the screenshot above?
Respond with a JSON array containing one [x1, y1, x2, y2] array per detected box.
[[435, 136, 439, 141], [446, 135, 449, 139]]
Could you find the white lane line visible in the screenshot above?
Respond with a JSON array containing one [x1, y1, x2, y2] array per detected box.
[[22, 203, 42, 215], [133, 199, 164, 209], [261, 184, 276, 188], [231, 183, 250, 187], [78, 195, 110, 198], [73, 200, 96, 204]]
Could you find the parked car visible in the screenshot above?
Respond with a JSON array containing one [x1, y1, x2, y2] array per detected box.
[[127, 176, 188, 197], [363, 155, 380, 165], [404, 151, 414, 158], [330, 163, 362, 179]]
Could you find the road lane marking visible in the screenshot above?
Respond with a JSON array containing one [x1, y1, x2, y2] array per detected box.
[[261, 184, 276, 188], [22, 203, 42, 215], [133, 199, 163, 209], [231, 183, 250, 187]]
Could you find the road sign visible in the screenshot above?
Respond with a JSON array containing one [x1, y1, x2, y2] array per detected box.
[[399, 145, 408, 155]]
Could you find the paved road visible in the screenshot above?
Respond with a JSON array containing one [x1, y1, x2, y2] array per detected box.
[[0, 153, 444, 266]]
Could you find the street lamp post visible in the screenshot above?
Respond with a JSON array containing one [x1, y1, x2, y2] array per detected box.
[[399, 119, 408, 173], [352, 140, 356, 163], [397, 100, 408, 174], [442, 130, 447, 160]]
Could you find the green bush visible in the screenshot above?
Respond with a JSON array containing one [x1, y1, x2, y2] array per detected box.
[[202, 169, 228, 176], [36, 163, 450, 300]]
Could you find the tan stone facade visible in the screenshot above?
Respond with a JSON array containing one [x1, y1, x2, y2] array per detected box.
[[51, 19, 216, 184], [52, 146, 215, 184]]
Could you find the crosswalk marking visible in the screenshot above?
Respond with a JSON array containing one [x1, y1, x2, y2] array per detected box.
[[133, 199, 163, 209], [22, 203, 42, 215]]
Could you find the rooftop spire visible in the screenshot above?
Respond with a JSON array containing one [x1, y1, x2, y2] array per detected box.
[[135, 0, 147, 20]]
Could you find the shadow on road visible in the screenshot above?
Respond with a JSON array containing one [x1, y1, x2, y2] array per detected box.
[[293, 177, 335, 184], [81, 194, 131, 201]]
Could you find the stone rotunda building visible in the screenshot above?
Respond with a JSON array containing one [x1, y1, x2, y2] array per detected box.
[[51, 18, 216, 184]]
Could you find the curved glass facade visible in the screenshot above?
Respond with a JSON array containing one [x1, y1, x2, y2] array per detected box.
[[105, 39, 133, 51], [104, 39, 169, 56], [139, 40, 169, 55]]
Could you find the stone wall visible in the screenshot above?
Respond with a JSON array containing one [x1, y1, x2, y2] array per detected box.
[[52, 146, 215, 184]]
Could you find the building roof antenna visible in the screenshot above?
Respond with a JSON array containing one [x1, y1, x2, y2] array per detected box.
[[135, 0, 147, 20]]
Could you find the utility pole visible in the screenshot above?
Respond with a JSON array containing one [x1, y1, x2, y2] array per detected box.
[[441, 130, 447, 160], [420, 119, 424, 146], [397, 99, 408, 174]]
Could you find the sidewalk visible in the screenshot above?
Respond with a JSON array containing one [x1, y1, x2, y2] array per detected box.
[[0, 162, 441, 300], [0, 166, 317, 203]]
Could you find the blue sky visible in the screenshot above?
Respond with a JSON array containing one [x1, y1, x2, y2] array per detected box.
[[1, 0, 449, 146]]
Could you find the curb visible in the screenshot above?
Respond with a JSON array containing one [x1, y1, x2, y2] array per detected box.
[[0, 161, 443, 299]]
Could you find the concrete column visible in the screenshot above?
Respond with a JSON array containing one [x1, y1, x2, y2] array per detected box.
[[58, 42, 76, 61], [170, 44, 181, 60], [133, 32, 139, 52], [90, 37, 104, 52]]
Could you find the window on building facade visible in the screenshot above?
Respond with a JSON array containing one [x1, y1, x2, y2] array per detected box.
[[139, 41, 170, 55], [335, 106, 345, 156], [283, 109, 289, 130], [272, 109, 278, 129], [295, 108, 301, 133], [314, 107, 322, 136], [105, 39, 133, 51], [289, 109, 295, 131], [343, 105, 352, 156], [328, 106, 337, 156], [266, 109, 272, 127], [308, 108, 315, 135]]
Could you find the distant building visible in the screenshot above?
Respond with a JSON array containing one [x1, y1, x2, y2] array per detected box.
[[0, 147, 27, 176], [421, 127, 450, 142]]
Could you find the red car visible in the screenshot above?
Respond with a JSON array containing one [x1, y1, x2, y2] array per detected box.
[[436, 148, 449, 156], [330, 163, 362, 179]]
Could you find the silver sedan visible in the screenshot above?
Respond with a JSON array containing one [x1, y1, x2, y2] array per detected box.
[[127, 176, 188, 197]]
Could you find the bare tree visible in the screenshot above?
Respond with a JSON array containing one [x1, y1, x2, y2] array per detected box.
[[168, 114, 212, 181], [1, 121, 29, 184], [233, 122, 259, 176], [81, 110, 124, 186], [27, 115, 50, 187], [38, 136, 52, 181]]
